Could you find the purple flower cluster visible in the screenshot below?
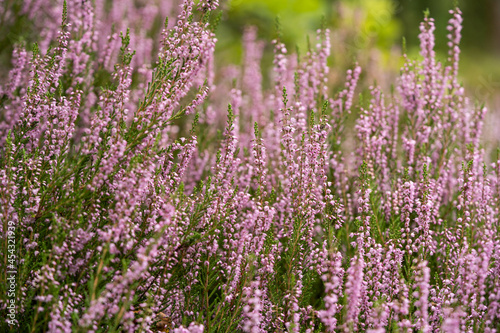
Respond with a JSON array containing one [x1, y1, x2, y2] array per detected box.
[[0, 1, 499, 332]]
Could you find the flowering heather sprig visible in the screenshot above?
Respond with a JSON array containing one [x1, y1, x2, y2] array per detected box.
[[317, 249, 344, 331], [413, 260, 431, 332], [1, 2, 500, 332], [343, 255, 365, 332], [242, 27, 265, 125]]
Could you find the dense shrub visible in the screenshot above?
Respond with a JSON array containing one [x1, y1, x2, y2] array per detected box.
[[0, 0, 499, 332]]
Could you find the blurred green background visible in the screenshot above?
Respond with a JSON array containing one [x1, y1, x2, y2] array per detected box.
[[217, 0, 500, 100]]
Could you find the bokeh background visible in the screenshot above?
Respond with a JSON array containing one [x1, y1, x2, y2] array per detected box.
[[214, 0, 500, 155], [217, 0, 500, 99], [2, 0, 498, 99]]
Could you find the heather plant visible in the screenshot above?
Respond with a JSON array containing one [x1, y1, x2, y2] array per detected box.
[[0, 1, 499, 332]]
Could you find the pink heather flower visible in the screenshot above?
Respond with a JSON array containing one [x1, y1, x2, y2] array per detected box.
[[413, 261, 431, 332], [441, 308, 465, 333], [242, 280, 264, 333], [318, 249, 344, 332], [173, 323, 205, 333], [242, 27, 265, 124], [344, 255, 365, 332]]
